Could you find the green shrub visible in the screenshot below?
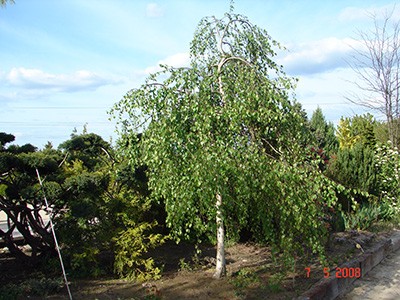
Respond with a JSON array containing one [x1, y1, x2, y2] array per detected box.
[[69, 246, 105, 277], [0, 277, 64, 300], [113, 222, 168, 281], [341, 203, 380, 231], [375, 142, 400, 203], [0, 284, 20, 300], [327, 142, 379, 197], [22, 277, 64, 296], [379, 201, 397, 221]]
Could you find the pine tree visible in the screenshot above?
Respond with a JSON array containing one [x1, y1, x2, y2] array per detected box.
[[309, 107, 338, 154]]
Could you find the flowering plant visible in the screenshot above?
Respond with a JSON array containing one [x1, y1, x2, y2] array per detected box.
[[375, 141, 400, 217]]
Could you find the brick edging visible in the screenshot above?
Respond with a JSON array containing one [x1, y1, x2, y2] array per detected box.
[[296, 229, 400, 300]]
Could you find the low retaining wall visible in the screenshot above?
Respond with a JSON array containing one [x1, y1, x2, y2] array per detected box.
[[296, 230, 400, 300]]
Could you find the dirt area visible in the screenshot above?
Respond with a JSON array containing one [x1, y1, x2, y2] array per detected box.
[[0, 227, 397, 300]]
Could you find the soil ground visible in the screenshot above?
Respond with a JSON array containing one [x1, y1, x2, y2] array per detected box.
[[0, 225, 397, 300]]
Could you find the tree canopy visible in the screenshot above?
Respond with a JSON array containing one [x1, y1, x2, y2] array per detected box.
[[0, 133, 62, 260], [0, 0, 14, 8], [310, 107, 338, 154], [111, 11, 338, 278]]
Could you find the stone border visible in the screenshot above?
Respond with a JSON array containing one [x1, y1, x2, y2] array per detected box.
[[296, 230, 400, 300]]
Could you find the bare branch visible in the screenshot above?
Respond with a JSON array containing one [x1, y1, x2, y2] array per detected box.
[[346, 6, 400, 146]]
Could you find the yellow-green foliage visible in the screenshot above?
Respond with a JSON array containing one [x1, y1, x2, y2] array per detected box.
[[0, 183, 6, 196], [336, 114, 377, 150], [70, 246, 103, 277], [337, 118, 359, 149], [113, 222, 168, 281]]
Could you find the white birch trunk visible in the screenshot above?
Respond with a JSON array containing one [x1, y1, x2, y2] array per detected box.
[[213, 193, 226, 279]]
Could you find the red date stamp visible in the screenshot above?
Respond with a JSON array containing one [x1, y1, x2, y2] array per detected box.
[[305, 267, 361, 278]]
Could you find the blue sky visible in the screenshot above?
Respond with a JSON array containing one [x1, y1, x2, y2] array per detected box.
[[0, 0, 399, 148]]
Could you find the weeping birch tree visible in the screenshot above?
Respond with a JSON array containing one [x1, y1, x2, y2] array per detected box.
[[0, 0, 15, 7], [112, 11, 337, 279]]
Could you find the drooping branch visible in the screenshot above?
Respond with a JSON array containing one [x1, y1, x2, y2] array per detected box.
[[218, 17, 253, 55]]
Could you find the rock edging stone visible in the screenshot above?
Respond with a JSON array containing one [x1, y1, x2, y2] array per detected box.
[[296, 229, 400, 300]]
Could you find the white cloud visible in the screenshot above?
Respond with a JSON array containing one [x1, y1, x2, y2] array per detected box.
[[4, 68, 122, 92], [279, 38, 361, 76], [339, 3, 400, 22], [339, 6, 371, 21], [295, 67, 369, 124], [144, 52, 190, 74], [146, 3, 164, 18]]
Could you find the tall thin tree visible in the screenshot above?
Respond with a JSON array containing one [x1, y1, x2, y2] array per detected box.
[[347, 7, 400, 147]]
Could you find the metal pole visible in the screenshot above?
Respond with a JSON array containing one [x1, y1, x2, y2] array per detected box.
[[36, 168, 73, 300]]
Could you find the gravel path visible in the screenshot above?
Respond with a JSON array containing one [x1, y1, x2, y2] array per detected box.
[[339, 247, 400, 300]]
